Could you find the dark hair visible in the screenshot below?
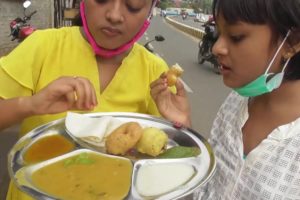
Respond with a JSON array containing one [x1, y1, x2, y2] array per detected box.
[[72, 13, 83, 26], [212, 0, 300, 80]]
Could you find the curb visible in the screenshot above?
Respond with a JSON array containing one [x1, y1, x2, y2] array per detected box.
[[165, 17, 204, 39]]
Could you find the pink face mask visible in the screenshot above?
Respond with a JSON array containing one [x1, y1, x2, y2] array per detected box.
[[80, 1, 156, 58]]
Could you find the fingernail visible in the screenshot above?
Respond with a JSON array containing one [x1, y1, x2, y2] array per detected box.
[[173, 121, 183, 129]]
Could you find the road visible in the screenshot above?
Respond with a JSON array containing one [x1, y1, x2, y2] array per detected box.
[[0, 16, 230, 199]]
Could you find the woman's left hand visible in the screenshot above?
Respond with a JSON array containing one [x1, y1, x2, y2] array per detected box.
[[150, 73, 191, 127]]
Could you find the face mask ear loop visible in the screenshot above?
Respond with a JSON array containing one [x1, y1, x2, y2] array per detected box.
[[264, 30, 291, 75], [147, 0, 158, 20], [282, 57, 291, 72]]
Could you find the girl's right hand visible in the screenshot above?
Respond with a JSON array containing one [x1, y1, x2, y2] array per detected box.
[[150, 73, 191, 127], [29, 76, 98, 115]]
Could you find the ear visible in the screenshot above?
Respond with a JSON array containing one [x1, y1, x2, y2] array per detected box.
[[283, 29, 300, 60], [283, 42, 300, 60]]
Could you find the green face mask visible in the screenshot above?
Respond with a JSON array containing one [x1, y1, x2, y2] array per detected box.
[[234, 30, 291, 97]]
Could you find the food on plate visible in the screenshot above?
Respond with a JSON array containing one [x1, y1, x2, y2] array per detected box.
[[136, 163, 195, 196], [166, 63, 184, 86], [106, 122, 143, 155], [30, 152, 132, 200], [136, 127, 168, 157], [65, 112, 123, 146], [158, 146, 201, 159], [23, 134, 75, 164]]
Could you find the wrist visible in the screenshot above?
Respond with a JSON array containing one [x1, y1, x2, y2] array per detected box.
[[18, 96, 35, 117]]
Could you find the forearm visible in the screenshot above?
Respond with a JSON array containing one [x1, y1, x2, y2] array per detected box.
[[0, 97, 33, 131]]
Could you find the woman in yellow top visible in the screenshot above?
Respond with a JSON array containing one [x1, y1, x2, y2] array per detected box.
[[0, 0, 174, 199]]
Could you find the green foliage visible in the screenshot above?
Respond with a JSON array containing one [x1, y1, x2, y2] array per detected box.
[[157, 0, 172, 10]]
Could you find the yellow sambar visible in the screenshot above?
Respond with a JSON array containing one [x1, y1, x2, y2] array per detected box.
[[31, 152, 132, 200]]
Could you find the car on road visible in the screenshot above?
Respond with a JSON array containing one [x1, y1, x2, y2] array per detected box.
[[164, 8, 179, 16]]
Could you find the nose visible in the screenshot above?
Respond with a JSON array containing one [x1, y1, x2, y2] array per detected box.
[[212, 36, 228, 57], [106, 1, 124, 24]]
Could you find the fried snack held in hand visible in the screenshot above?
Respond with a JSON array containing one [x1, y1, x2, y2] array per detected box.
[[136, 127, 168, 157], [106, 122, 143, 155], [166, 63, 184, 86]]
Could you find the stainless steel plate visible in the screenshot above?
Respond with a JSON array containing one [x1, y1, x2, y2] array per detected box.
[[8, 112, 215, 200]]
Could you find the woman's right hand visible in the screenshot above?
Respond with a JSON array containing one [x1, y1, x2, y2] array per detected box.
[[150, 73, 192, 127], [29, 76, 98, 115]]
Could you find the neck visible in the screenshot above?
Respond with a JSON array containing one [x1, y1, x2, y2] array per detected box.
[[252, 79, 300, 110]]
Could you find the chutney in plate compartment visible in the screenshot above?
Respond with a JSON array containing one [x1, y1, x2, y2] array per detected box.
[[23, 134, 75, 164]]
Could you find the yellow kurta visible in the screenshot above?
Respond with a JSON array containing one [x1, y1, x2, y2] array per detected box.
[[0, 26, 169, 200]]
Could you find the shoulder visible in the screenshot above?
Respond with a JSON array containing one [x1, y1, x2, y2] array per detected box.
[[25, 26, 79, 44], [132, 43, 169, 70]]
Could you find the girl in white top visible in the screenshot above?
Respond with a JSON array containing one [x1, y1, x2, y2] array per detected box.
[[150, 0, 300, 199]]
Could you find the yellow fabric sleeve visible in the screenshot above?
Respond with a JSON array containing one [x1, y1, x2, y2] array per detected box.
[[0, 30, 49, 99]]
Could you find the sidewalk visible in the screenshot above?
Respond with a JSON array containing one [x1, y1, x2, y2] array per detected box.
[[0, 125, 19, 199]]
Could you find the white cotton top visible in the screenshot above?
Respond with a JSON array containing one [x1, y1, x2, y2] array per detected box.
[[193, 91, 300, 200]]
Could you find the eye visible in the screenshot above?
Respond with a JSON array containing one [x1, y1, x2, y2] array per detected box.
[[95, 0, 107, 4], [229, 35, 245, 43], [126, 4, 142, 13]]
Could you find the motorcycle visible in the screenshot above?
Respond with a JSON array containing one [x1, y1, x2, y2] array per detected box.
[[144, 35, 165, 53], [197, 20, 220, 74], [9, 0, 37, 42]]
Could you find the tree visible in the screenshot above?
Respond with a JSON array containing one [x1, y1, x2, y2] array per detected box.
[[157, 0, 172, 10], [201, 0, 213, 14]]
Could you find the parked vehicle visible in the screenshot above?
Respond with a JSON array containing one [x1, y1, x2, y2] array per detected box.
[[9, 0, 37, 42], [163, 8, 179, 17], [144, 35, 165, 53], [197, 19, 220, 74]]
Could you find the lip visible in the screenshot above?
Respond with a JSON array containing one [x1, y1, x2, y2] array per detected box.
[[219, 63, 232, 75], [101, 27, 122, 37]]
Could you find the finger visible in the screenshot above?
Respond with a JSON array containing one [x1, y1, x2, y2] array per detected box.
[[160, 72, 167, 78], [175, 78, 187, 97], [150, 75, 167, 89], [65, 91, 77, 109], [90, 82, 98, 108], [150, 83, 168, 100], [72, 77, 87, 109], [80, 78, 97, 109]]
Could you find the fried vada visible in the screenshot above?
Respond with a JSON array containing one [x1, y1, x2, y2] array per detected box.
[[136, 127, 168, 157], [105, 122, 143, 155], [166, 63, 184, 86]]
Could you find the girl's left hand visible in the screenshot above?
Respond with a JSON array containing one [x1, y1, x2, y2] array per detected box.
[[150, 73, 191, 127]]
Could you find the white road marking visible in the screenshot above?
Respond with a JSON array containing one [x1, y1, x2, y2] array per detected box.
[[179, 78, 193, 93]]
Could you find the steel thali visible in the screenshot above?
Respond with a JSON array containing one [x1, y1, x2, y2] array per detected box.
[[8, 112, 216, 200]]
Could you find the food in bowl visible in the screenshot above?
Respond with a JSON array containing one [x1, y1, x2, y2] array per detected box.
[[136, 163, 195, 196], [31, 152, 132, 200], [23, 134, 75, 164]]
